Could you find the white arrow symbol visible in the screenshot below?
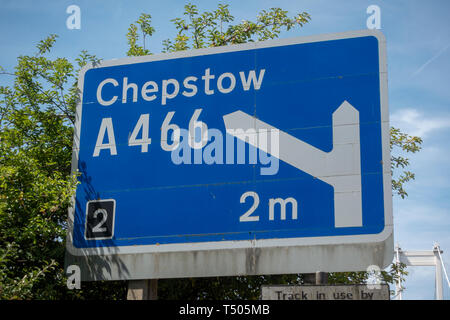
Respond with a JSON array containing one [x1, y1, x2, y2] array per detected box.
[[223, 100, 363, 228]]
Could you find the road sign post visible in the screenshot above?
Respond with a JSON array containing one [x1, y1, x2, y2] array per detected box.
[[65, 29, 393, 282], [127, 279, 158, 300]]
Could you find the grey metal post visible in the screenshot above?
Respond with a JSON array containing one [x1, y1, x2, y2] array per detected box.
[[434, 244, 443, 300], [127, 279, 158, 300], [315, 271, 328, 285], [303, 272, 328, 285]]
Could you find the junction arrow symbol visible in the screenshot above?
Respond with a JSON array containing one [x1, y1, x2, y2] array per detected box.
[[223, 101, 363, 228]]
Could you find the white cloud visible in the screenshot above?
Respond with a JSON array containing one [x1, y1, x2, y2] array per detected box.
[[391, 108, 450, 138]]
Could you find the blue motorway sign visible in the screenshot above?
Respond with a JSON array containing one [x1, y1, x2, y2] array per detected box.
[[66, 30, 393, 280]]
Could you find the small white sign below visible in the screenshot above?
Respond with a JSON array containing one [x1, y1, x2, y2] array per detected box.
[[261, 285, 390, 300]]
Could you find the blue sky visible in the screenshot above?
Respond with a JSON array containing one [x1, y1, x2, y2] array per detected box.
[[1, 0, 449, 299]]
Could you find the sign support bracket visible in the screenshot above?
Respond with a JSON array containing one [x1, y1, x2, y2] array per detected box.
[[127, 279, 158, 300]]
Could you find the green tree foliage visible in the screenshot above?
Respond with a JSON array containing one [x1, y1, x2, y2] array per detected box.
[[0, 3, 417, 299], [126, 13, 155, 56], [126, 3, 310, 56], [390, 127, 423, 199], [0, 35, 125, 299]]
